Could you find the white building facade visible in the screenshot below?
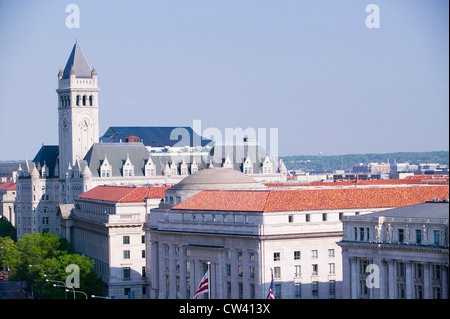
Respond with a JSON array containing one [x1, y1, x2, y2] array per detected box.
[[60, 185, 167, 299], [338, 200, 449, 299], [146, 168, 448, 299]]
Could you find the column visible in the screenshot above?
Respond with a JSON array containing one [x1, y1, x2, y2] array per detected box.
[[350, 258, 358, 299], [423, 263, 431, 299], [150, 240, 159, 298], [387, 260, 395, 299], [442, 264, 448, 300], [405, 262, 413, 299]]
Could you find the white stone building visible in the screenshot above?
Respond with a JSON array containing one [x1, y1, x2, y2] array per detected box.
[[146, 168, 449, 299], [0, 180, 16, 226], [14, 42, 286, 239], [338, 200, 449, 299], [60, 185, 168, 299]]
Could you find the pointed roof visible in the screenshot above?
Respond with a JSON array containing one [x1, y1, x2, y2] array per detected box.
[[62, 42, 92, 79]]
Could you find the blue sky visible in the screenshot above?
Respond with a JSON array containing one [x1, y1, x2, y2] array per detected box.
[[0, 0, 448, 160]]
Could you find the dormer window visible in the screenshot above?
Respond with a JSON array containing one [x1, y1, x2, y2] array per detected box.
[[191, 161, 198, 174], [243, 156, 252, 174], [100, 156, 112, 177], [122, 154, 134, 177]]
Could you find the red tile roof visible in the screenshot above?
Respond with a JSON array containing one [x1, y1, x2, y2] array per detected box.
[[78, 185, 169, 203], [172, 185, 449, 212], [265, 176, 449, 188], [0, 180, 16, 190]]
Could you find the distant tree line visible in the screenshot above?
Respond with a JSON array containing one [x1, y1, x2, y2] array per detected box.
[[281, 151, 449, 173]]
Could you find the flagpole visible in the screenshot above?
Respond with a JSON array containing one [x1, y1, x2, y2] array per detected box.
[[207, 262, 211, 299]]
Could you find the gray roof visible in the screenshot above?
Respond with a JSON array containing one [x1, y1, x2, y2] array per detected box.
[[62, 42, 92, 79], [365, 202, 449, 220], [210, 142, 276, 172], [83, 142, 149, 177]]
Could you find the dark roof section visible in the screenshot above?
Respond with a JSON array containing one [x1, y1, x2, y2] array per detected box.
[[32, 145, 59, 177], [62, 42, 92, 79], [100, 126, 214, 148]]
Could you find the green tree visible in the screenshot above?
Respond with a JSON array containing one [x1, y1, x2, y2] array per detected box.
[[0, 236, 15, 273], [3, 232, 103, 299], [0, 216, 17, 241]]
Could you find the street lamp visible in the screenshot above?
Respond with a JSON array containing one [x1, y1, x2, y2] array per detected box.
[[68, 289, 88, 299]]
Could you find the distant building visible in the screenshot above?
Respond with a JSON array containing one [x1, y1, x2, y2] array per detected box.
[[338, 200, 449, 299], [146, 167, 449, 299], [0, 180, 16, 226]]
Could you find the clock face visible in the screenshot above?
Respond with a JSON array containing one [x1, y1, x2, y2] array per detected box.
[[80, 117, 90, 128]]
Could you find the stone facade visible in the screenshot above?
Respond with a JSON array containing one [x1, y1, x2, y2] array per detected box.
[[338, 201, 449, 299]]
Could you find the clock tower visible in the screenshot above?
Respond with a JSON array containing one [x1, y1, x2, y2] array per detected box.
[[57, 42, 99, 177]]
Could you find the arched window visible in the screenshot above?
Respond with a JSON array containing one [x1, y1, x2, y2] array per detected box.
[[82, 95, 87, 106], [76, 95, 80, 106], [67, 96, 70, 107], [89, 95, 93, 106]]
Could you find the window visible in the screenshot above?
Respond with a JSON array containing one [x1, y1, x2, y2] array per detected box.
[[273, 252, 280, 261], [312, 281, 319, 299], [274, 284, 282, 299], [226, 282, 232, 299], [123, 267, 131, 279], [311, 250, 318, 259], [295, 265, 301, 277], [42, 217, 49, 225], [288, 214, 293, 223], [295, 283, 302, 299], [274, 266, 281, 278], [123, 236, 130, 244], [397, 262, 405, 278], [141, 235, 145, 243], [123, 250, 130, 259], [250, 266, 255, 279], [305, 214, 310, 222], [329, 263, 335, 274], [322, 213, 327, 221], [398, 229, 404, 243], [89, 95, 93, 106], [414, 263, 423, 279], [312, 264, 319, 276], [339, 212, 344, 220], [238, 265, 243, 278], [82, 95, 87, 106], [142, 250, 145, 258], [328, 249, 335, 258], [416, 229, 422, 244], [359, 227, 365, 241], [329, 280, 336, 299], [238, 283, 243, 299], [142, 266, 146, 277], [294, 251, 301, 260], [434, 230, 440, 245], [237, 251, 243, 261]]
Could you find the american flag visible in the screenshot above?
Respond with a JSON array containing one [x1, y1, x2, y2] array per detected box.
[[194, 271, 209, 299], [266, 271, 275, 299]]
